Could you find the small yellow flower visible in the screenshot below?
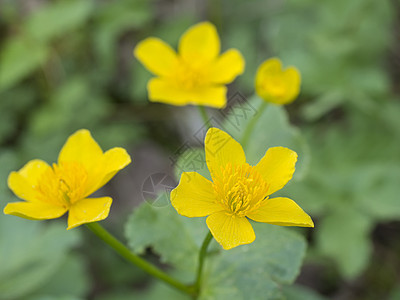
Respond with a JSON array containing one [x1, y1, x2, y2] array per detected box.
[[3, 129, 131, 229], [255, 58, 301, 105], [134, 21, 245, 108], [171, 128, 313, 250]]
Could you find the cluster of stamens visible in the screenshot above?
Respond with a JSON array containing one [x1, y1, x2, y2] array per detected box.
[[35, 162, 88, 207], [213, 163, 270, 217], [175, 59, 208, 90]]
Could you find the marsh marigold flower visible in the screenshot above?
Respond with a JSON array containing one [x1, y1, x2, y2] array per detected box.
[[255, 58, 301, 105], [171, 128, 313, 250], [134, 21, 245, 108], [3, 129, 131, 229]]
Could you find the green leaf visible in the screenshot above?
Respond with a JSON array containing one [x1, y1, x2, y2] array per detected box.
[[389, 286, 400, 300], [125, 202, 209, 274], [139, 283, 190, 300], [29, 77, 110, 137], [283, 116, 400, 279], [301, 90, 344, 121], [0, 36, 49, 92], [23, 254, 90, 299], [283, 284, 328, 300], [0, 87, 36, 143], [94, 0, 152, 78], [355, 164, 400, 221], [223, 95, 310, 180], [25, 0, 94, 42], [0, 217, 81, 299], [316, 209, 372, 279], [262, 0, 392, 115], [125, 202, 307, 299], [96, 282, 191, 300], [201, 223, 307, 300], [24, 297, 82, 300]]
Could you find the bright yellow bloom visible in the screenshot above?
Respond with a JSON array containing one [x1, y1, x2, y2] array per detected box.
[[171, 128, 313, 250], [134, 22, 245, 108], [255, 58, 301, 105], [3, 129, 131, 229]]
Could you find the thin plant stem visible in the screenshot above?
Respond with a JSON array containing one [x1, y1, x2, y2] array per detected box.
[[198, 106, 211, 128], [194, 231, 214, 293], [241, 101, 268, 150], [86, 222, 195, 296]]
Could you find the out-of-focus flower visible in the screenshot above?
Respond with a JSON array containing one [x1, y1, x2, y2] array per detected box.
[[255, 58, 301, 105], [4, 129, 131, 229], [134, 22, 245, 108]]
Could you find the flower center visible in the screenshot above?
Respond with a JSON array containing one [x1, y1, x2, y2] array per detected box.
[[36, 162, 88, 207], [175, 59, 208, 90], [213, 163, 270, 217]]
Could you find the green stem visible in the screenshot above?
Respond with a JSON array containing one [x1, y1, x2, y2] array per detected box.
[[198, 106, 211, 128], [86, 222, 194, 296], [194, 231, 213, 293], [241, 101, 268, 150]]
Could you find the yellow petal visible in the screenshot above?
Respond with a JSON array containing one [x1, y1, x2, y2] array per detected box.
[[246, 197, 314, 227], [281, 67, 301, 104], [254, 146, 297, 195], [255, 57, 282, 86], [171, 172, 223, 217], [98, 147, 131, 188], [60, 131, 131, 197], [86, 147, 132, 195], [58, 129, 104, 194], [179, 22, 220, 64], [134, 37, 178, 77], [148, 78, 227, 108], [255, 58, 282, 103], [58, 129, 103, 167], [67, 197, 112, 230], [3, 201, 67, 220], [205, 128, 246, 180], [18, 159, 50, 184], [206, 211, 255, 250], [8, 159, 50, 202], [209, 49, 245, 84]]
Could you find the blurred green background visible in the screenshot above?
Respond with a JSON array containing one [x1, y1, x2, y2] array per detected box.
[[1, 0, 400, 299]]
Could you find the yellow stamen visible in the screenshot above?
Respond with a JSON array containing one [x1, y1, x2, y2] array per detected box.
[[35, 162, 88, 207], [213, 163, 270, 217], [175, 59, 208, 90]]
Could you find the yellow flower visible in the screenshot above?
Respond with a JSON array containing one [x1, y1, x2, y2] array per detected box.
[[255, 58, 301, 105], [171, 128, 313, 250], [134, 21, 245, 108], [3, 129, 131, 230]]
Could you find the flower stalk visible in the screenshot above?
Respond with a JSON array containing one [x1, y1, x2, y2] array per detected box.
[[194, 231, 214, 293], [198, 106, 211, 128], [86, 222, 195, 296]]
